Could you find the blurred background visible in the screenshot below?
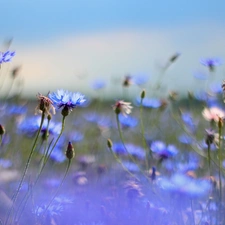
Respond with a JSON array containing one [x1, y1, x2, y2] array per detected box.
[[1, 0, 225, 99]]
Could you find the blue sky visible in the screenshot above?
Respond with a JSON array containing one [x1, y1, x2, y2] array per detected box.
[[1, 0, 225, 98]]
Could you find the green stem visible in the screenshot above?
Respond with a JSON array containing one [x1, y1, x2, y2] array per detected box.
[[207, 143, 211, 176], [5, 112, 45, 225], [218, 124, 222, 203], [140, 97, 149, 170], [42, 159, 71, 217]]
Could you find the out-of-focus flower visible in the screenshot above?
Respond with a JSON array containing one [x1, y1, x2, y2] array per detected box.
[[132, 73, 149, 86], [113, 100, 132, 116], [150, 141, 178, 161], [17, 116, 61, 138], [200, 57, 223, 72], [123, 75, 133, 87], [158, 173, 211, 198], [35, 93, 55, 116], [135, 97, 162, 108], [124, 180, 143, 200], [0, 51, 15, 64], [178, 133, 194, 145], [118, 114, 138, 128], [112, 142, 145, 160], [48, 89, 86, 116], [91, 79, 106, 90], [202, 107, 225, 122]]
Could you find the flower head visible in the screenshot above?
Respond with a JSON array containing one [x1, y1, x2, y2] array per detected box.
[[202, 107, 225, 123], [35, 93, 55, 116], [200, 57, 223, 72], [113, 100, 132, 116], [48, 89, 86, 116]]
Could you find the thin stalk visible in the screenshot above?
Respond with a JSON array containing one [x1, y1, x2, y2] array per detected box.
[[139, 97, 149, 170], [108, 145, 138, 179], [116, 114, 150, 181], [218, 124, 222, 202], [207, 143, 211, 176], [5, 112, 45, 225], [42, 159, 71, 217]]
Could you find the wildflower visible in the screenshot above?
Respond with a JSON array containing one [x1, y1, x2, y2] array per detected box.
[[35, 93, 55, 116], [135, 97, 162, 108], [132, 73, 149, 86], [48, 89, 86, 116], [113, 100, 132, 116], [150, 140, 178, 163], [158, 173, 211, 198], [202, 107, 225, 123], [0, 51, 15, 64], [91, 79, 106, 90], [118, 114, 138, 128], [200, 57, 223, 72]]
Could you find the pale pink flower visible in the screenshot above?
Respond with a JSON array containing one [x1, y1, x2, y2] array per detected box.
[[202, 107, 225, 122], [113, 100, 132, 116]]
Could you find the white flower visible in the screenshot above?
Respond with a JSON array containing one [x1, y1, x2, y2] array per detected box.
[[113, 100, 132, 116]]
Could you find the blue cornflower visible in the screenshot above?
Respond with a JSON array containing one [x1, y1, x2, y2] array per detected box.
[[112, 142, 145, 160], [49, 147, 66, 163], [178, 133, 194, 145], [48, 89, 86, 116], [150, 140, 178, 161], [200, 57, 223, 71], [132, 73, 149, 86], [91, 79, 106, 90], [159, 173, 211, 198], [118, 114, 138, 128], [0, 51, 15, 64], [135, 97, 162, 108]]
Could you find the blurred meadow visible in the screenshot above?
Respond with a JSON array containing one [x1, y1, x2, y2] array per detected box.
[[1, 1, 225, 225]]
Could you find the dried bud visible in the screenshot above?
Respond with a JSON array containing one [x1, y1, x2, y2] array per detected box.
[[107, 139, 113, 148], [140, 89, 145, 99], [205, 129, 215, 146], [169, 52, 180, 63], [0, 125, 5, 135], [66, 142, 75, 160], [218, 117, 223, 129]]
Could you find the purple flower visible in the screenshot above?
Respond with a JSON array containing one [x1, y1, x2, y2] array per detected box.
[[118, 114, 138, 128], [150, 140, 178, 160], [91, 79, 106, 90], [135, 97, 162, 108], [132, 73, 149, 86], [49, 90, 86, 116], [112, 142, 145, 160], [200, 57, 223, 71], [158, 173, 211, 198], [49, 89, 86, 109], [0, 51, 15, 64]]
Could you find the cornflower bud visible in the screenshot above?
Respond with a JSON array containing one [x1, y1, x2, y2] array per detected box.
[[107, 139, 113, 148], [66, 142, 75, 160], [140, 89, 145, 99], [0, 125, 5, 136]]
